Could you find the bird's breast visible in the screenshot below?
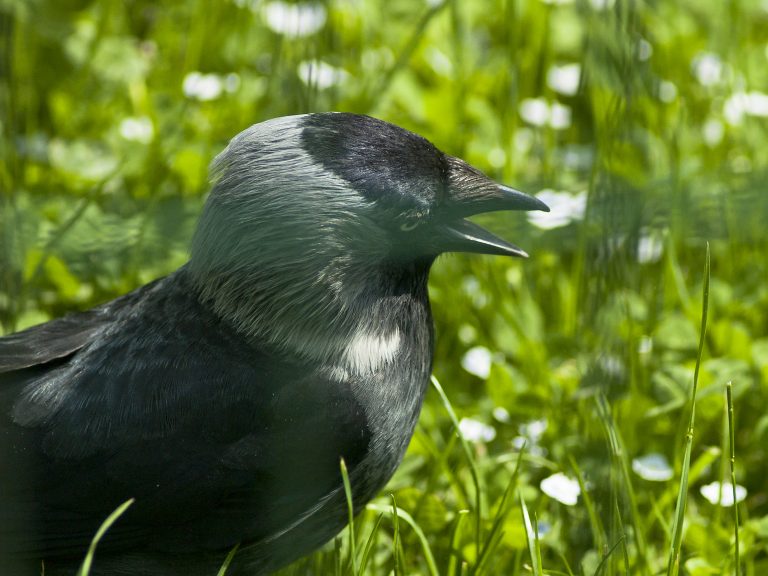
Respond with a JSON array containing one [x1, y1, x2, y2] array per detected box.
[[338, 317, 434, 504]]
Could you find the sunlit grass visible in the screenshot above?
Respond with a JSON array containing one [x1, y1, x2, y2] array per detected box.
[[725, 380, 740, 576], [667, 244, 710, 576], [520, 492, 543, 576], [76, 499, 134, 576], [4, 0, 768, 574]]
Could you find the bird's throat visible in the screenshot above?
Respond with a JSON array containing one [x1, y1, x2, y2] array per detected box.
[[188, 262, 431, 374]]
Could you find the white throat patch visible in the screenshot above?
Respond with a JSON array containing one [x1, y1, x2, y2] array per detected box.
[[341, 328, 402, 376]]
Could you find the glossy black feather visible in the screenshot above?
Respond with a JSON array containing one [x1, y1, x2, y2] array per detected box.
[[0, 307, 114, 373], [1, 266, 432, 575], [301, 113, 449, 209]]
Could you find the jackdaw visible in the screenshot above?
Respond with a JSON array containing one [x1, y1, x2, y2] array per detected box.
[[0, 113, 548, 575]]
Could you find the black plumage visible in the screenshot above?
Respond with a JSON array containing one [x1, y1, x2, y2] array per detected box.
[[0, 113, 547, 575]]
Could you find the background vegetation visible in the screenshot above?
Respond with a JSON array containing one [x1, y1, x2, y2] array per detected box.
[[2, 0, 768, 574]]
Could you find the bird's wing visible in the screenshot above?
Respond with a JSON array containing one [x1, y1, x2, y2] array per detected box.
[[0, 309, 109, 373], [0, 280, 157, 374], [1, 270, 370, 562]]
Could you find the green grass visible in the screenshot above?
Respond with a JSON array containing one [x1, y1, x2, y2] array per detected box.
[[667, 244, 709, 576], [3, 0, 768, 574], [76, 499, 134, 576], [726, 380, 740, 576]]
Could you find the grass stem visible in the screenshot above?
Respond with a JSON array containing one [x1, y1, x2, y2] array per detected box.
[[666, 243, 710, 576], [726, 381, 740, 576]]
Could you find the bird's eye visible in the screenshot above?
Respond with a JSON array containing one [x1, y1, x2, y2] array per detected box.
[[400, 220, 420, 232]]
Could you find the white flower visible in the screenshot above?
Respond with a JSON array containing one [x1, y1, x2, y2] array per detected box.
[[297, 60, 348, 89], [547, 64, 581, 96], [540, 473, 580, 506], [224, 73, 241, 93], [527, 189, 587, 230], [119, 117, 154, 144], [519, 99, 572, 130], [637, 231, 663, 264], [599, 355, 625, 378], [493, 406, 511, 423], [182, 72, 223, 101], [459, 418, 496, 442], [457, 324, 477, 344], [747, 91, 768, 118], [692, 52, 723, 86], [519, 418, 548, 442], [427, 47, 453, 76], [637, 39, 653, 61], [487, 147, 506, 169], [724, 91, 768, 125], [263, 1, 326, 37], [461, 346, 492, 379], [461, 276, 487, 308], [519, 98, 549, 127], [658, 81, 678, 103], [702, 118, 724, 146], [700, 482, 747, 506], [549, 102, 572, 130], [632, 453, 673, 481], [514, 128, 533, 153], [637, 335, 653, 355]]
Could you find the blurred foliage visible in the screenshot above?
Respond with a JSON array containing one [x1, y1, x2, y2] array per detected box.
[[2, 0, 768, 574]]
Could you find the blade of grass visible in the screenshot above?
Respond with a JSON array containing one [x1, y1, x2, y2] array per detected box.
[[666, 243, 710, 576], [447, 510, 469, 576], [216, 543, 240, 576], [340, 457, 358, 574], [592, 534, 627, 576], [615, 496, 630, 574], [390, 494, 404, 576], [568, 455, 606, 556], [726, 381, 740, 576], [367, 499, 439, 576], [335, 537, 343, 576], [431, 375, 483, 556], [366, 495, 440, 576], [358, 513, 384, 576], [519, 491, 542, 576], [555, 550, 576, 576], [666, 390, 695, 573], [650, 495, 672, 542], [76, 498, 134, 576], [412, 424, 463, 511], [595, 395, 649, 573], [654, 446, 721, 514], [474, 443, 527, 575]]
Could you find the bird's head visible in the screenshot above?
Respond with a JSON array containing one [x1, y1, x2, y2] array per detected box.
[[188, 113, 548, 358]]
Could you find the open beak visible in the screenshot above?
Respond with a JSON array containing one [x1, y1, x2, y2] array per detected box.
[[442, 217, 532, 258], [438, 177, 550, 258]]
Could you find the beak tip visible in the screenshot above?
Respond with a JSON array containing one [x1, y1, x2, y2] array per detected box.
[[528, 195, 550, 213], [497, 185, 550, 213]]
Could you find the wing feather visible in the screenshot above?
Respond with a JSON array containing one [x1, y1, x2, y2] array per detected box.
[[0, 310, 108, 373]]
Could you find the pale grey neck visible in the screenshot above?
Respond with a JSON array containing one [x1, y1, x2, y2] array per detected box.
[[187, 115, 425, 375], [191, 260, 420, 377]]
